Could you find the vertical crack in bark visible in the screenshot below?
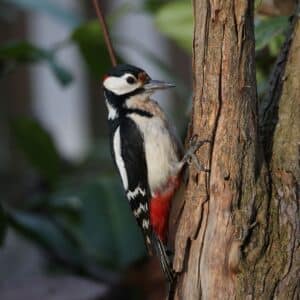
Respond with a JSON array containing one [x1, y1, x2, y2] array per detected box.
[[199, 2, 210, 119], [232, 0, 239, 39], [208, 22, 224, 184], [194, 199, 208, 296]]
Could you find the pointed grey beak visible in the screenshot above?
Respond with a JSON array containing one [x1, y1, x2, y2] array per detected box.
[[143, 80, 175, 91]]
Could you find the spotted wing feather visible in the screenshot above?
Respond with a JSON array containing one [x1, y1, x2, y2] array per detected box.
[[111, 117, 152, 252]]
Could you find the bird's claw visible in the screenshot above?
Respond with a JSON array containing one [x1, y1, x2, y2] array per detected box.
[[183, 135, 210, 172]]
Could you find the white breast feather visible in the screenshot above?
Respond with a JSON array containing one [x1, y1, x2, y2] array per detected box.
[[129, 114, 180, 194], [113, 126, 128, 190]]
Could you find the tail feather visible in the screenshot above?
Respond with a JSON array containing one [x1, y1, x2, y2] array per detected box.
[[144, 233, 154, 256], [152, 233, 174, 283]]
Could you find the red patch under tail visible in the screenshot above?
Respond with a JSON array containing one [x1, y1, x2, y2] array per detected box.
[[150, 176, 180, 242]]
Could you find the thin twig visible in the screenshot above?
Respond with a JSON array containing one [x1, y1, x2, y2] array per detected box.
[[92, 0, 117, 67]]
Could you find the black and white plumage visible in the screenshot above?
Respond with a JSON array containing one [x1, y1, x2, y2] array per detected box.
[[103, 64, 184, 282], [113, 116, 153, 250]]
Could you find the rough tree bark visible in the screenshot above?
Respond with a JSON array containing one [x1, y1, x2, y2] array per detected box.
[[169, 1, 299, 299]]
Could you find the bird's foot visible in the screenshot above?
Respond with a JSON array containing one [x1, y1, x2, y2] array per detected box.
[[182, 135, 210, 172]]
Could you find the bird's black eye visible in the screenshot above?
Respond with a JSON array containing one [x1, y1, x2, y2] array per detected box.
[[126, 77, 135, 84]]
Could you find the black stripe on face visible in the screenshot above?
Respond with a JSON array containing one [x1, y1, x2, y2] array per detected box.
[[125, 108, 153, 118]]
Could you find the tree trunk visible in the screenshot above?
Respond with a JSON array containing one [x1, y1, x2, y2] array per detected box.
[[170, 1, 299, 299]]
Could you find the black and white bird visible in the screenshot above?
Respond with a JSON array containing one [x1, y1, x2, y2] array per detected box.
[[102, 64, 204, 282]]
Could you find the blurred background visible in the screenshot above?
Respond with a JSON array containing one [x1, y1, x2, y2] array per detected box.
[[0, 0, 294, 299]]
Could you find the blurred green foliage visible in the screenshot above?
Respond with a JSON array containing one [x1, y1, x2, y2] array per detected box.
[[0, 40, 48, 62], [155, 2, 193, 53], [255, 16, 289, 51], [148, 1, 288, 99], [3, 110, 147, 272], [71, 21, 112, 78], [7, 178, 145, 271], [11, 117, 61, 184], [0, 41, 73, 85], [2, 0, 81, 26], [0, 0, 291, 282], [144, 0, 167, 13]]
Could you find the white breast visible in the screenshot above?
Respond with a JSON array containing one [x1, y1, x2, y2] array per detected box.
[[129, 114, 180, 195]]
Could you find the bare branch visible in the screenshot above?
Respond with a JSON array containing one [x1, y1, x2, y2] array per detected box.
[[92, 0, 117, 67]]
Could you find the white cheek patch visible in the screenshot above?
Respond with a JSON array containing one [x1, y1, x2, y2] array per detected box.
[[103, 74, 141, 95]]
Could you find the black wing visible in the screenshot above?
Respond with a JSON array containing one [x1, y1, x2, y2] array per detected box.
[[111, 117, 153, 252]]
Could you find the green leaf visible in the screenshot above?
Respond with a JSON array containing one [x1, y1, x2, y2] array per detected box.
[[268, 34, 285, 56], [0, 41, 73, 86], [0, 40, 47, 63], [102, 179, 146, 267], [5, 176, 146, 270], [3, 0, 81, 27], [7, 209, 80, 262], [144, 0, 170, 13], [71, 20, 112, 78], [0, 202, 7, 246], [155, 2, 193, 53], [11, 117, 61, 184], [48, 60, 73, 86], [48, 194, 82, 216], [53, 178, 146, 269], [255, 16, 289, 51], [75, 179, 145, 268]]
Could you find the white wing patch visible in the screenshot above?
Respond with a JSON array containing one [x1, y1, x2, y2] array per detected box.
[[105, 99, 118, 120], [142, 219, 150, 229], [113, 126, 128, 190], [127, 186, 146, 201], [133, 202, 148, 217]]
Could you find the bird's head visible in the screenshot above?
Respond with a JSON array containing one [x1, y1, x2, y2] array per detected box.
[[102, 64, 175, 96]]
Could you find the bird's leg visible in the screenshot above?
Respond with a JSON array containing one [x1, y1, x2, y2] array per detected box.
[[181, 135, 210, 172]]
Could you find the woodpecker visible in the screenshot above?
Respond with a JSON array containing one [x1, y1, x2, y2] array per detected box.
[[102, 64, 204, 282]]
